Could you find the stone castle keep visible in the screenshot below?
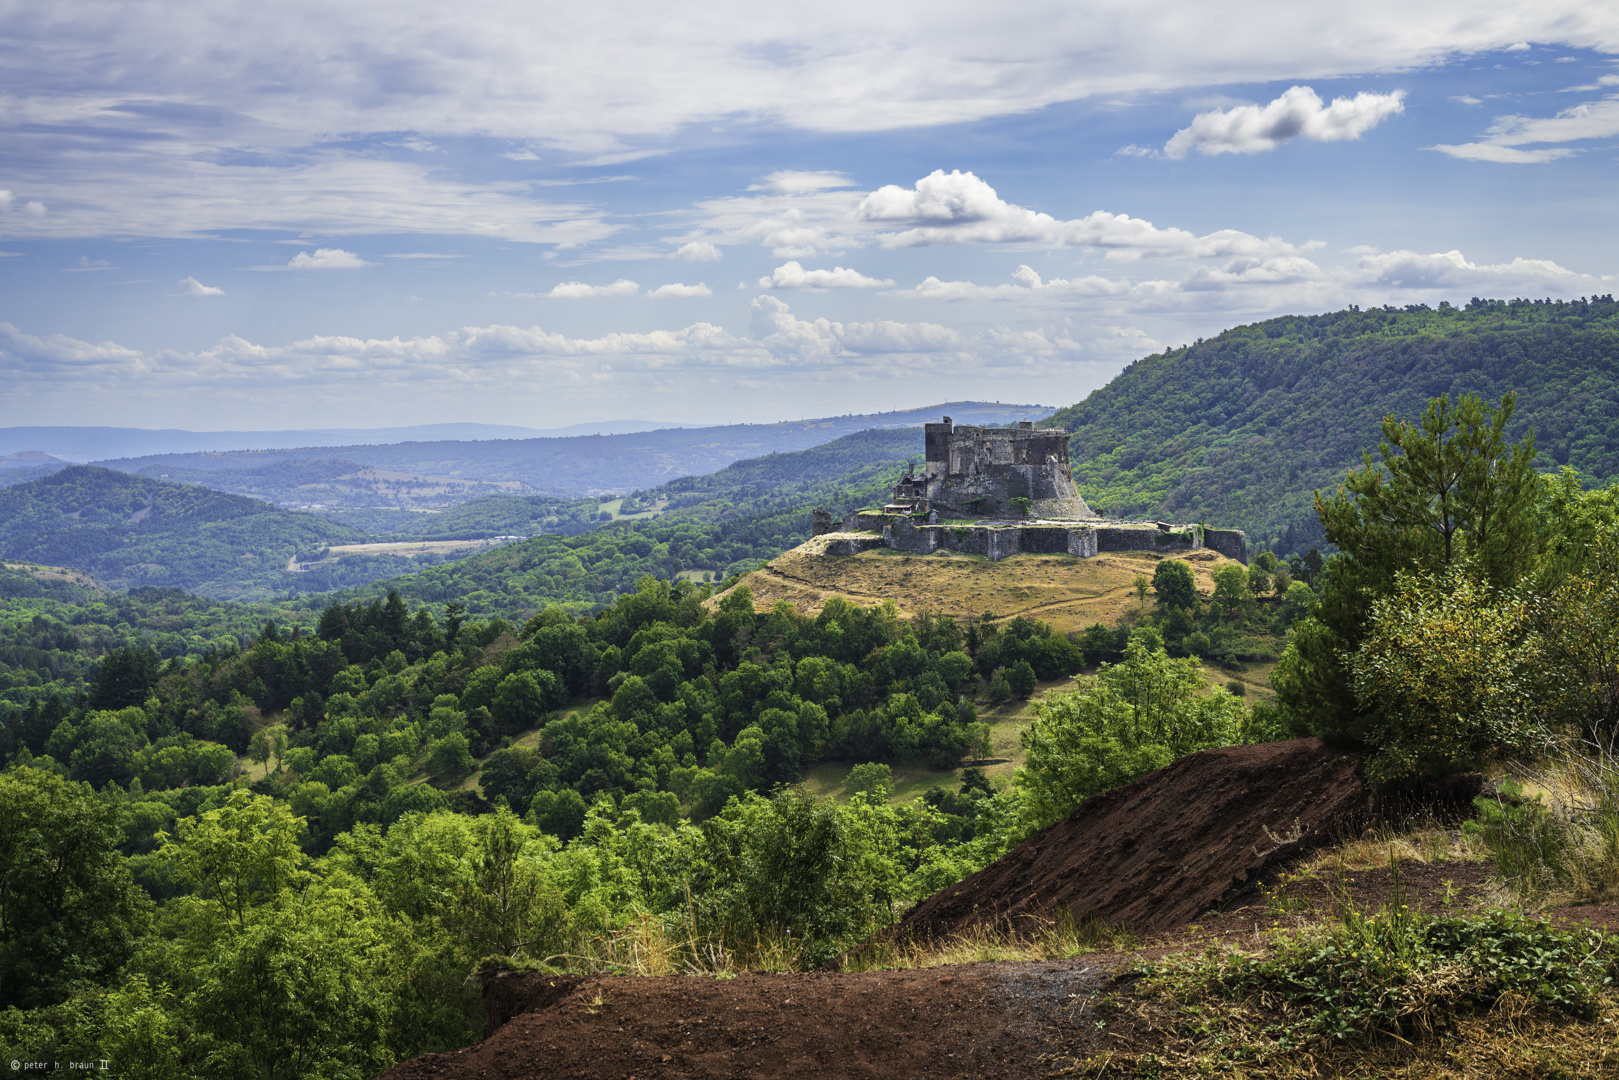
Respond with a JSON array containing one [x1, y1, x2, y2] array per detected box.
[[916, 418, 1096, 519], [812, 417, 1248, 564]]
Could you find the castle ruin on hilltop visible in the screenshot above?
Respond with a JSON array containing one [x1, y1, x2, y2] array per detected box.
[[811, 416, 1249, 564], [897, 417, 1096, 519]]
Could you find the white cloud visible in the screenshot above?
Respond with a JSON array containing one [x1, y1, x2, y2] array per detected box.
[[1506, 41, 1532, 51], [285, 247, 370, 269], [757, 261, 894, 289], [1352, 248, 1601, 290], [748, 171, 858, 194], [0, 190, 47, 218], [648, 282, 712, 297], [547, 278, 640, 298], [1432, 95, 1619, 162], [179, 276, 224, 296], [0, 322, 147, 376], [1162, 86, 1406, 158], [886, 264, 1130, 301], [674, 241, 722, 262], [844, 169, 1312, 259]]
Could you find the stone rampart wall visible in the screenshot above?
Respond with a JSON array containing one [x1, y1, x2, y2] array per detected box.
[[814, 512, 1246, 564], [1204, 529, 1248, 564], [1094, 527, 1198, 555]]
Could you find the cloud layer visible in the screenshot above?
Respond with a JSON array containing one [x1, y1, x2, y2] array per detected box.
[[685, 169, 1316, 259], [1432, 93, 1619, 162], [3, 4, 1618, 241]]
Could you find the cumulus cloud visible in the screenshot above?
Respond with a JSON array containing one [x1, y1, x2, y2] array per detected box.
[[285, 247, 370, 269], [547, 278, 640, 298], [1161, 86, 1406, 158], [757, 261, 894, 289], [842, 170, 1312, 259], [674, 241, 722, 262], [648, 282, 713, 297], [1431, 95, 1619, 162], [0, 322, 147, 376], [179, 276, 224, 296]]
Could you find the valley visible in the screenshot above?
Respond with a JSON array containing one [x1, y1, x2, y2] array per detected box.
[[5, 302, 1619, 1079]]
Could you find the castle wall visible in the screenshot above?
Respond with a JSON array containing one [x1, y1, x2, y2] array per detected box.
[[1094, 526, 1198, 554], [1204, 529, 1249, 564], [822, 534, 887, 556]]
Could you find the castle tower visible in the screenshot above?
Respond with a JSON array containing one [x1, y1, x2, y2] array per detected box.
[[922, 418, 1095, 519]]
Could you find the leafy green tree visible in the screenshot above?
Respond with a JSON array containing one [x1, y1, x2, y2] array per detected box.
[[425, 733, 476, 784], [1006, 659, 1038, 698], [1211, 564, 1253, 619], [845, 761, 893, 801], [455, 810, 570, 959], [0, 767, 153, 1008], [1531, 524, 1619, 744], [1350, 564, 1540, 783], [1133, 574, 1150, 611], [1151, 559, 1197, 610], [184, 881, 393, 1080], [160, 789, 307, 932], [1283, 392, 1546, 749], [90, 646, 162, 711], [1015, 633, 1245, 829], [491, 670, 564, 735]]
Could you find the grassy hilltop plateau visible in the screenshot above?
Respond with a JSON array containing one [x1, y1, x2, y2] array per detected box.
[[5, 301, 1619, 1077]]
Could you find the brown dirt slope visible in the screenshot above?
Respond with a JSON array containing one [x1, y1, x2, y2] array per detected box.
[[715, 535, 1246, 636], [897, 738, 1365, 942], [382, 963, 1116, 1080]]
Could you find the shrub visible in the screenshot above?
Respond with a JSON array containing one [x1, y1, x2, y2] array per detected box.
[[1467, 741, 1619, 905]]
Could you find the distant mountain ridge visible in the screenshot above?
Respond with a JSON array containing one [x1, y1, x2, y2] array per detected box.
[[0, 420, 677, 462], [85, 402, 1053, 498]]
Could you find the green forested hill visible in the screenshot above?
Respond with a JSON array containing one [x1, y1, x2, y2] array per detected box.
[[1047, 295, 1619, 551], [0, 467, 367, 599]]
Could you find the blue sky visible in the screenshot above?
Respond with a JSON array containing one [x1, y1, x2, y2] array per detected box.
[[2, 2, 1617, 431]]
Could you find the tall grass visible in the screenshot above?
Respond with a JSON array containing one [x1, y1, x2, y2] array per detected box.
[[1472, 735, 1619, 905]]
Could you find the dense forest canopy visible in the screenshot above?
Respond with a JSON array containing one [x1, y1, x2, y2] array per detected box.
[[1049, 295, 1619, 553]]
